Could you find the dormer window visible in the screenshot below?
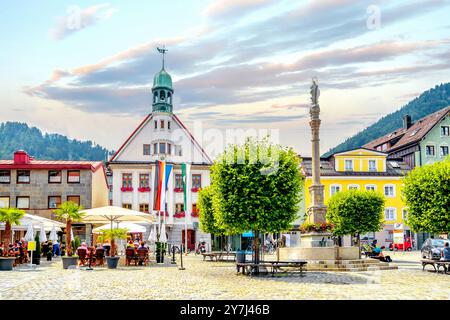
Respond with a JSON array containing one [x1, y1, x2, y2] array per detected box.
[[369, 160, 377, 172], [344, 159, 353, 171]]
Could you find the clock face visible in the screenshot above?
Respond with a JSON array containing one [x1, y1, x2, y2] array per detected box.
[[159, 155, 165, 161]]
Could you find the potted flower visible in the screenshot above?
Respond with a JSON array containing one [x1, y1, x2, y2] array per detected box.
[[174, 187, 183, 193], [138, 186, 151, 192], [53, 201, 85, 269], [0, 208, 25, 271], [191, 212, 199, 218], [100, 228, 128, 269], [191, 187, 200, 193]]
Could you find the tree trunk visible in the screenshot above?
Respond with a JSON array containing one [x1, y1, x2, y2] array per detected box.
[[111, 238, 116, 257], [4, 222, 11, 256], [252, 230, 260, 265], [66, 220, 72, 256], [355, 233, 361, 259]]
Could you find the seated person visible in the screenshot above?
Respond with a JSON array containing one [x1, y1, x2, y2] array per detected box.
[[138, 241, 148, 250], [441, 242, 450, 261], [373, 246, 392, 263], [127, 240, 135, 248]]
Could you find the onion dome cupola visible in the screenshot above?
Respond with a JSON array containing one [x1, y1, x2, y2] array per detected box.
[[152, 46, 173, 113]]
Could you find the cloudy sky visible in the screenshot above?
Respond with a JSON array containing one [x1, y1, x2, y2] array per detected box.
[[1, 0, 449, 157]]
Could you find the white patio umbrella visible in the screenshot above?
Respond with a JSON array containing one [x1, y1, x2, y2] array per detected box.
[[70, 228, 74, 241], [159, 222, 167, 243], [39, 225, 47, 242], [93, 222, 148, 234], [0, 214, 64, 232], [148, 224, 157, 243], [49, 226, 58, 242], [24, 223, 34, 241], [80, 206, 154, 227]]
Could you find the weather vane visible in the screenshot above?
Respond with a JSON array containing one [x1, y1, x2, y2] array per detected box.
[[157, 45, 168, 69]]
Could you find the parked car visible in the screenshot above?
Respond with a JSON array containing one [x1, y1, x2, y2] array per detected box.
[[421, 238, 450, 260], [389, 237, 413, 251]]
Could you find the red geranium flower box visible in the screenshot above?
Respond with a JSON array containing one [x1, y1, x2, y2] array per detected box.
[[174, 211, 186, 218], [156, 211, 169, 217], [120, 186, 133, 192], [174, 187, 184, 193], [191, 212, 199, 218], [138, 187, 151, 192], [191, 187, 201, 193]]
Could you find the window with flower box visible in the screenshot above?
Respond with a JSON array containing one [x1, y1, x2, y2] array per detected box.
[[191, 174, 201, 191], [174, 203, 185, 218], [174, 174, 183, 192], [121, 173, 133, 192], [138, 174, 150, 192], [191, 203, 199, 217]]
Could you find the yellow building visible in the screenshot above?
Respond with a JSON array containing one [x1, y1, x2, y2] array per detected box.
[[300, 148, 412, 247]]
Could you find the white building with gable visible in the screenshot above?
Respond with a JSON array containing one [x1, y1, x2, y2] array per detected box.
[[108, 56, 212, 250]]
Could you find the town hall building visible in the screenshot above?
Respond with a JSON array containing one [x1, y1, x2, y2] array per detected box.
[[108, 54, 212, 251]]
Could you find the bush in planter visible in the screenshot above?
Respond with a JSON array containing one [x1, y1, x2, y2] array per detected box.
[[33, 233, 41, 265], [71, 236, 81, 256], [100, 228, 128, 269], [53, 201, 84, 257], [155, 241, 167, 263]]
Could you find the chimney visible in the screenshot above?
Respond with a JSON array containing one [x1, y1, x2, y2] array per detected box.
[[13, 150, 31, 164], [403, 114, 412, 130]]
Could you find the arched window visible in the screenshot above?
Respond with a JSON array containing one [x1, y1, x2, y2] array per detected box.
[[160, 90, 166, 101], [167, 92, 172, 104], [153, 92, 157, 103]]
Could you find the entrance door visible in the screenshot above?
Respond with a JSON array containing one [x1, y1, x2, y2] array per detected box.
[[182, 229, 196, 250]]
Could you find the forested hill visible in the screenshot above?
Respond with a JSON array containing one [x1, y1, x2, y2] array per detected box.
[[0, 122, 110, 161], [323, 83, 450, 157]]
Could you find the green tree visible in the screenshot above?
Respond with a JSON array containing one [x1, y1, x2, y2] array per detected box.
[[210, 138, 304, 264], [326, 189, 385, 254], [198, 186, 228, 252], [53, 201, 85, 257], [0, 208, 25, 256], [403, 158, 450, 234], [99, 228, 128, 257]]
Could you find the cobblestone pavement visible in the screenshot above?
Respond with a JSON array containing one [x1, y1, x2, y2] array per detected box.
[[0, 251, 449, 300]]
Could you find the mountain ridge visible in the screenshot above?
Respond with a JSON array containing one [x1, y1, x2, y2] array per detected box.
[[0, 122, 110, 161], [323, 83, 450, 157]]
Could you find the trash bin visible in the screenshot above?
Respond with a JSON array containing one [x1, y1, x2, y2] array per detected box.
[[236, 250, 246, 263]]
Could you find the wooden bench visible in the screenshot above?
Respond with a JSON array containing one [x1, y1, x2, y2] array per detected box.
[[421, 259, 450, 274], [202, 252, 236, 262], [236, 260, 307, 277]]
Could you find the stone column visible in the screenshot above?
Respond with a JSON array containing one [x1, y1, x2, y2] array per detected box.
[[301, 78, 333, 248]]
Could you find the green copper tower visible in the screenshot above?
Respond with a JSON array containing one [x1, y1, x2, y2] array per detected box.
[[152, 46, 173, 113]]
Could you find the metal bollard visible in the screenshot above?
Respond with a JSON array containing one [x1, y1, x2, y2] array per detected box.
[[179, 244, 185, 270]]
